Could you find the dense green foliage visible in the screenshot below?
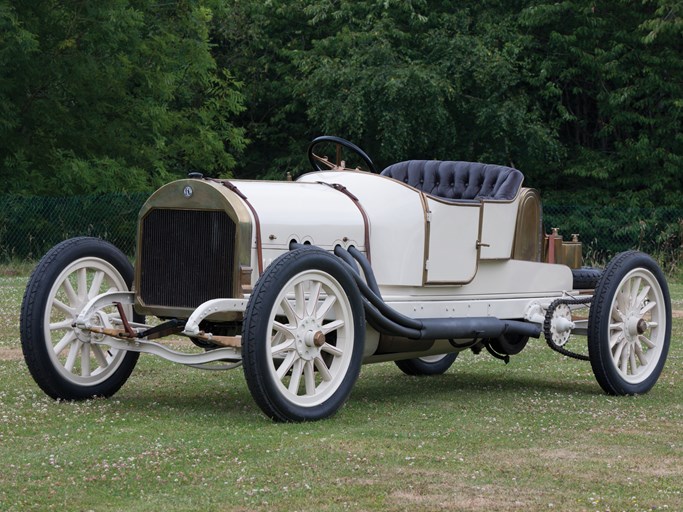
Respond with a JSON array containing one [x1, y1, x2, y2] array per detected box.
[[0, 0, 245, 195], [520, 0, 683, 206], [215, 0, 681, 209], [213, 0, 564, 180], [1, 0, 681, 206]]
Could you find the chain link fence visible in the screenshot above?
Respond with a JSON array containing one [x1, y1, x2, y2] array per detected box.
[[544, 205, 682, 273], [1, 193, 681, 272], [0, 193, 147, 261]]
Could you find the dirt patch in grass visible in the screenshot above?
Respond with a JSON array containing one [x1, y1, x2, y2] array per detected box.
[[0, 347, 23, 361], [390, 485, 532, 511], [386, 473, 544, 511]]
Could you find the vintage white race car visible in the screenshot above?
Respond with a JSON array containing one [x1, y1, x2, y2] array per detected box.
[[20, 136, 672, 421]]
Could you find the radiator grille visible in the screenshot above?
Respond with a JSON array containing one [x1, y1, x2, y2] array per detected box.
[[139, 209, 236, 309]]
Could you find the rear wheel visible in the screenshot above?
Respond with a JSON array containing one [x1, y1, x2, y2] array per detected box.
[[242, 249, 364, 421], [587, 251, 671, 395], [395, 353, 457, 376], [20, 237, 140, 400], [572, 267, 602, 290]]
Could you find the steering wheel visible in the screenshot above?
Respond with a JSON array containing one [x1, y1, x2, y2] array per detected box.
[[307, 136, 377, 173]]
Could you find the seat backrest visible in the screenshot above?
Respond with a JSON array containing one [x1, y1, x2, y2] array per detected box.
[[380, 160, 523, 201]]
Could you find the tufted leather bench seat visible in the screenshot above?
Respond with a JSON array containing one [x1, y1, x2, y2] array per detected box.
[[380, 160, 524, 201]]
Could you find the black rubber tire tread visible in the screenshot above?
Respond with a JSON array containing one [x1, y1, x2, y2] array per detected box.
[[395, 353, 458, 376], [20, 237, 140, 400], [587, 251, 671, 395], [242, 248, 365, 422], [572, 267, 603, 290]]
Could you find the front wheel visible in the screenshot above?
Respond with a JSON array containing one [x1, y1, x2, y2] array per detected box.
[[242, 248, 365, 421], [395, 353, 458, 376], [587, 251, 671, 395], [20, 237, 140, 400]]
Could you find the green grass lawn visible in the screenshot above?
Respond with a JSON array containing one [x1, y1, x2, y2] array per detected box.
[[1, 272, 681, 511]]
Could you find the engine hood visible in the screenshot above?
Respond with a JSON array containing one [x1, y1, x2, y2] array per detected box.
[[138, 177, 367, 251], [134, 177, 368, 317], [233, 180, 366, 251]]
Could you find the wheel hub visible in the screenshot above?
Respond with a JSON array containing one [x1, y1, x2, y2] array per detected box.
[[295, 317, 323, 361], [625, 316, 648, 339], [549, 303, 573, 347]]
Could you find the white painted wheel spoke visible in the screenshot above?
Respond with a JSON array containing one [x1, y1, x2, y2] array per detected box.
[[91, 344, 109, 368], [314, 356, 332, 382], [610, 306, 623, 323], [634, 343, 648, 366], [88, 270, 105, 299], [52, 298, 75, 316], [634, 284, 651, 308], [629, 351, 637, 374], [272, 320, 295, 339], [609, 331, 623, 349], [54, 331, 76, 355], [294, 282, 306, 318], [277, 351, 297, 380], [321, 319, 344, 335], [271, 339, 295, 356], [49, 319, 73, 331], [639, 301, 656, 316], [270, 330, 284, 345], [617, 290, 629, 315], [629, 277, 642, 307], [608, 323, 623, 331], [77, 268, 88, 300], [315, 295, 337, 321], [307, 282, 322, 316], [619, 347, 629, 374], [81, 344, 91, 377], [64, 341, 81, 372], [304, 361, 316, 395], [612, 340, 626, 363], [647, 321, 658, 329], [321, 342, 343, 357], [62, 278, 79, 306], [288, 359, 304, 394], [280, 297, 297, 323], [639, 334, 656, 349]]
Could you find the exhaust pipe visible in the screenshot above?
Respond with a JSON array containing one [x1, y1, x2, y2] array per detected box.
[[331, 245, 542, 341]]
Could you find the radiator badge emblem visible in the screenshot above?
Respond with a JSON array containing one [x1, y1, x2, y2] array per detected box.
[[183, 186, 193, 199]]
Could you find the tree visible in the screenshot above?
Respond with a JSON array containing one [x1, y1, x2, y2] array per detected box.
[[215, 0, 680, 211], [215, 0, 563, 178], [210, 0, 317, 179], [519, 0, 683, 206], [0, 0, 246, 195]]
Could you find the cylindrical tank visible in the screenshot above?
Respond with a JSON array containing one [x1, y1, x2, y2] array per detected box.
[[544, 227, 563, 264], [561, 234, 583, 269]]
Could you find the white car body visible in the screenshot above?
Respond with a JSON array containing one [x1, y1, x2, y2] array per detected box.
[[133, 170, 570, 360]]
